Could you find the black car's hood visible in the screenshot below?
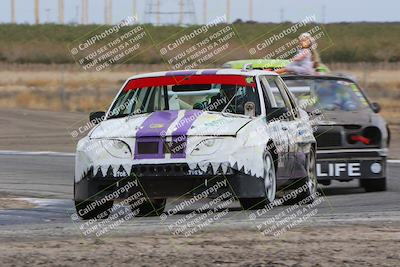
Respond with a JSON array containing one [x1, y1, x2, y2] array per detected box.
[[317, 109, 372, 126]]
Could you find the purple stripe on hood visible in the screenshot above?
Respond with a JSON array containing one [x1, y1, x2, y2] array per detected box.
[[135, 111, 179, 159], [136, 111, 179, 137], [171, 110, 203, 158]]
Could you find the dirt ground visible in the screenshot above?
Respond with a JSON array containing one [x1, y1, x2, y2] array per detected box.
[[0, 222, 398, 266], [0, 108, 85, 152], [0, 198, 35, 209]]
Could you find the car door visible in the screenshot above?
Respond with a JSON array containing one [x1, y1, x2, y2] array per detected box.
[[276, 76, 314, 178], [259, 76, 294, 179]]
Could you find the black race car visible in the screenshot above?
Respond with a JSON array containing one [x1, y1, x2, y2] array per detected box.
[[281, 74, 389, 191]]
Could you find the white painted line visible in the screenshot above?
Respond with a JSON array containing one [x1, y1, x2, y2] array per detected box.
[[0, 150, 75, 157], [388, 159, 400, 164]]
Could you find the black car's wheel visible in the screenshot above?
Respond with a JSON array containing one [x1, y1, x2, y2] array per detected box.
[[239, 150, 276, 210], [132, 198, 166, 217], [74, 200, 114, 220], [284, 147, 317, 205], [360, 178, 387, 192]]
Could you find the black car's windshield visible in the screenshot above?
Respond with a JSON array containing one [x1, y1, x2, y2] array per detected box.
[[108, 75, 261, 118], [283, 78, 370, 111]]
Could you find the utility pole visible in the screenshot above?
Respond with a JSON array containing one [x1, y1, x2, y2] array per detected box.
[[104, 0, 112, 24], [226, 0, 230, 23], [322, 5, 326, 24], [58, 0, 64, 24], [11, 0, 16, 23], [132, 0, 137, 19], [248, 0, 253, 21], [179, 0, 184, 25], [156, 0, 160, 25], [203, 0, 207, 24], [34, 0, 40, 24], [81, 0, 88, 24]]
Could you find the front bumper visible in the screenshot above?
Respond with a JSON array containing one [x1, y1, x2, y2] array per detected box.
[[74, 163, 268, 202], [316, 148, 387, 180]]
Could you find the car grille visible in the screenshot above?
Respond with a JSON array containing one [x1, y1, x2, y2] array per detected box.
[[137, 141, 159, 154], [315, 128, 342, 148], [136, 138, 186, 157]]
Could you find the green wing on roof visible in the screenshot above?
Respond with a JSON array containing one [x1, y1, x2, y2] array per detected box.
[[223, 59, 330, 73]]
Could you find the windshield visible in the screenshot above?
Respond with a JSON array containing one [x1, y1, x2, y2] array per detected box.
[[283, 78, 369, 111], [108, 75, 261, 118]]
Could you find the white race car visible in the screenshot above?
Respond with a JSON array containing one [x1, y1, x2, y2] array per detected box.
[[74, 68, 317, 219]]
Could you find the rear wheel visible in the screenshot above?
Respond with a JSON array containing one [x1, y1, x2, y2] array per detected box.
[[239, 150, 276, 210], [132, 198, 166, 217], [360, 178, 386, 192]]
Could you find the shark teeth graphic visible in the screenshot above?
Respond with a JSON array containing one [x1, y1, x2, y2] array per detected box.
[[86, 161, 259, 179], [94, 166, 104, 178], [206, 163, 213, 175], [232, 162, 238, 170], [211, 163, 220, 174]]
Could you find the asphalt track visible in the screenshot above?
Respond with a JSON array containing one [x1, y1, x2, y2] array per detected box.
[[0, 152, 399, 239]]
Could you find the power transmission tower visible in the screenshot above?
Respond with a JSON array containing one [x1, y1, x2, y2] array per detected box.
[[58, 0, 64, 24], [144, 0, 196, 26]]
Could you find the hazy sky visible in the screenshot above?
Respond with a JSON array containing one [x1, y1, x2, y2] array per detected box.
[[0, 0, 399, 24]]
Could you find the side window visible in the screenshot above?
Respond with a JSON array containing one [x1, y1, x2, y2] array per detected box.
[[275, 77, 300, 118], [261, 76, 295, 119]]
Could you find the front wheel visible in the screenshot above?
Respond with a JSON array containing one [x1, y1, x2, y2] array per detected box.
[[360, 178, 386, 192], [284, 147, 317, 205], [239, 150, 277, 210]]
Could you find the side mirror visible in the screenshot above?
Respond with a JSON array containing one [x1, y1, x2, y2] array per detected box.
[[370, 102, 381, 113], [89, 111, 106, 125], [266, 107, 289, 121]]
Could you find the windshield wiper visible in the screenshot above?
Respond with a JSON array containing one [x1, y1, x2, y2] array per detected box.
[[221, 94, 237, 114], [107, 113, 129, 119]]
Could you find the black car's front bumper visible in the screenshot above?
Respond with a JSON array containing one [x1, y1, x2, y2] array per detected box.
[[316, 148, 387, 181]]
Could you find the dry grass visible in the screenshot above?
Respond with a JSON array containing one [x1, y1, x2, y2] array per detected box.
[[0, 63, 399, 124]]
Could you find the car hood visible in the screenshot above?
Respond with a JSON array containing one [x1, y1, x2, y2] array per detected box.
[[90, 110, 252, 139], [317, 109, 373, 126]]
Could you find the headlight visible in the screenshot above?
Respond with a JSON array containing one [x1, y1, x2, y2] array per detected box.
[[102, 139, 132, 159], [191, 138, 222, 156]]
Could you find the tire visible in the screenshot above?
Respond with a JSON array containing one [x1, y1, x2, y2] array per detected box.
[[284, 147, 317, 205], [133, 198, 166, 217], [239, 150, 277, 210], [360, 178, 386, 192], [74, 200, 114, 220]]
